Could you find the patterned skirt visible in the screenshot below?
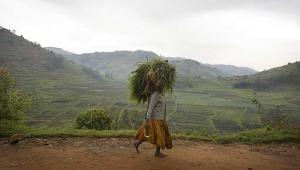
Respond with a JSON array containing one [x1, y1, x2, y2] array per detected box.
[[135, 119, 173, 149]]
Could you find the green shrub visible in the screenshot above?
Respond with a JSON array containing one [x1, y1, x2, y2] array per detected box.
[[0, 67, 31, 120], [216, 127, 300, 144], [75, 108, 111, 130], [0, 120, 29, 137], [252, 96, 289, 129]]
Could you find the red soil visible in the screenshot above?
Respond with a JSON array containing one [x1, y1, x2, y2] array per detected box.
[[0, 137, 299, 170]]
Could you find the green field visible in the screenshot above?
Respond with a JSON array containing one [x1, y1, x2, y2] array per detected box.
[[166, 78, 300, 134], [19, 74, 300, 135]]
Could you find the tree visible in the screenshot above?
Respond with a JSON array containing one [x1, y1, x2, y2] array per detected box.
[[0, 68, 31, 120], [112, 109, 143, 129], [251, 93, 288, 129]]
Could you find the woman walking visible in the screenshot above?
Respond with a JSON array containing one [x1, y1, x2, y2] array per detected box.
[[134, 90, 172, 157], [129, 59, 175, 157]]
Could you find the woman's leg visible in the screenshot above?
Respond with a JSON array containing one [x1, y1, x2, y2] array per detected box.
[[134, 120, 148, 153], [155, 146, 160, 154], [154, 146, 167, 157], [134, 140, 144, 153]]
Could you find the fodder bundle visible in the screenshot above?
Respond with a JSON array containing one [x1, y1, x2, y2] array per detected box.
[[129, 58, 176, 103]]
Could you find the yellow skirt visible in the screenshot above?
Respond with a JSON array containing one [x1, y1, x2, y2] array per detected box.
[[135, 119, 173, 149]]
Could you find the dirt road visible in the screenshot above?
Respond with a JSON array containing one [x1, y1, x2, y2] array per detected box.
[[0, 137, 299, 170]]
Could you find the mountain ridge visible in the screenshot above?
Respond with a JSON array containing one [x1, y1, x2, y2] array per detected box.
[[45, 47, 256, 79]]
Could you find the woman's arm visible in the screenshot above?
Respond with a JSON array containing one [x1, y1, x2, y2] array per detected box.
[[146, 92, 159, 119]]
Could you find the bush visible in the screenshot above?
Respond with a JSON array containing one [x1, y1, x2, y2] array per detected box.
[[252, 97, 289, 129], [0, 120, 29, 137], [260, 105, 288, 129], [75, 108, 112, 130], [0, 67, 31, 120]]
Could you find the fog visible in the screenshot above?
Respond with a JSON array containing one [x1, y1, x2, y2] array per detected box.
[[1, 0, 300, 70]]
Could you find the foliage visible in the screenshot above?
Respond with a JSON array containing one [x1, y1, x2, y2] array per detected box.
[[0, 68, 31, 120], [129, 58, 176, 103], [252, 94, 289, 129], [233, 81, 268, 90], [216, 127, 300, 144], [75, 108, 112, 130], [5, 126, 299, 144], [27, 127, 136, 138], [0, 119, 29, 137], [82, 67, 102, 80], [45, 55, 64, 70], [112, 109, 143, 129]]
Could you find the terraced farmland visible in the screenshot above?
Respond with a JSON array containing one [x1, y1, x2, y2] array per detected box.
[[164, 79, 300, 134], [1, 28, 299, 134]]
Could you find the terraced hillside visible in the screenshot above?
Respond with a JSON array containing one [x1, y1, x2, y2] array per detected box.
[[167, 76, 300, 134], [205, 64, 257, 76], [1, 28, 299, 134], [0, 28, 127, 127]]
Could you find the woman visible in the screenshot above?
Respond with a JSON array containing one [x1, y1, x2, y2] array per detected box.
[[134, 90, 173, 157]]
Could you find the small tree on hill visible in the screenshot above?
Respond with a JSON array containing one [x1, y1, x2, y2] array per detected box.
[[113, 109, 142, 129], [0, 67, 31, 120], [252, 92, 288, 129]]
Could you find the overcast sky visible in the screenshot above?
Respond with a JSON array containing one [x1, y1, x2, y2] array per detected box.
[[1, 0, 300, 70]]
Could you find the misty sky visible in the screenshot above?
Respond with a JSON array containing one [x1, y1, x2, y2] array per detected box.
[[1, 0, 300, 70]]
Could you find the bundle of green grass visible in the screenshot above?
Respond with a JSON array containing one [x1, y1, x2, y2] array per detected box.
[[129, 58, 176, 103]]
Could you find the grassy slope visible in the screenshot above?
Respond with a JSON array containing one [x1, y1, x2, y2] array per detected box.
[[167, 76, 300, 134], [0, 28, 127, 127], [233, 61, 300, 89], [205, 64, 257, 76], [1, 28, 299, 136]]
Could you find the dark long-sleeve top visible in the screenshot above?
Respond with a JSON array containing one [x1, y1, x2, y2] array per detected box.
[[146, 91, 166, 120]]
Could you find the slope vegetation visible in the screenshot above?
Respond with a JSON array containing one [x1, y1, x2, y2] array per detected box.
[[234, 62, 300, 90], [0, 28, 125, 127]]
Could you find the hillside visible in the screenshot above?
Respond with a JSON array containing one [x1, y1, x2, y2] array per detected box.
[[45, 47, 76, 56], [46, 48, 230, 79], [2, 27, 299, 134], [45, 46, 300, 132], [45, 47, 160, 79], [206, 64, 257, 76], [0, 28, 126, 127], [233, 62, 300, 90], [170, 59, 226, 79]]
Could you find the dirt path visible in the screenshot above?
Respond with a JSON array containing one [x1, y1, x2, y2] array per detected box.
[[0, 137, 299, 170]]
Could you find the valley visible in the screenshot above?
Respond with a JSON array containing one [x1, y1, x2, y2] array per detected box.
[[1, 27, 299, 135]]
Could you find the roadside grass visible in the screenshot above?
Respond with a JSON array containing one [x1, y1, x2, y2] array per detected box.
[[1, 121, 299, 144], [215, 127, 300, 144]]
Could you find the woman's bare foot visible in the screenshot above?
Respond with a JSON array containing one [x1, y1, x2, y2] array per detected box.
[[154, 152, 167, 158]]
